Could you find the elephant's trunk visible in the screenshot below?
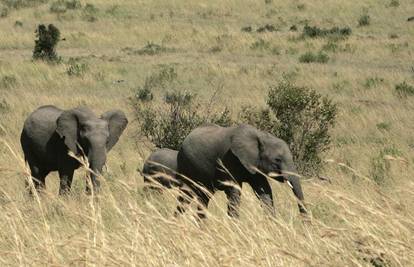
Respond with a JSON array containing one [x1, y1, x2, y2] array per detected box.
[[87, 144, 107, 193], [285, 175, 307, 214], [282, 160, 307, 214]]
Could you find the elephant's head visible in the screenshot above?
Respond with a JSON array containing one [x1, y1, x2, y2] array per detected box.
[[230, 124, 306, 214], [56, 107, 128, 192]]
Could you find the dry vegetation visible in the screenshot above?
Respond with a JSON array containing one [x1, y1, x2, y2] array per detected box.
[[0, 0, 414, 265]]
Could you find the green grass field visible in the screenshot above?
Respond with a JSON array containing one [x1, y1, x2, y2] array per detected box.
[[0, 0, 413, 265]]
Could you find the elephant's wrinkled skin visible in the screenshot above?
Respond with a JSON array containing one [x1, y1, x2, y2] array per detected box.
[[21, 105, 128, 195], [176, 124, 306, 218]]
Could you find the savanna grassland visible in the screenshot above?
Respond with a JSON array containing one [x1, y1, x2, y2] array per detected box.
[[1, 0, 414, 266]]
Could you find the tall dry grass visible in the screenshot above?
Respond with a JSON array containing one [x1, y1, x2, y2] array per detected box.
[[0, 0, 413, 265]]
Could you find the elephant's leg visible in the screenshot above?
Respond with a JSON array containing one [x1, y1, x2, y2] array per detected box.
[[58, 168, 74, 195], [174, 186, 194, 217], [86, 176, 101, 195], [196, 191, 211, 220], [225, 185, 242, 218], [250, 176, 276, 216], [26, 164, 48, 194]]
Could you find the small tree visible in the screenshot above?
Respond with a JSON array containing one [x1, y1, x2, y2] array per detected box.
[[32, 24, 61, 62], [240, 82, 337, 175], [132, 90, 232, 150]]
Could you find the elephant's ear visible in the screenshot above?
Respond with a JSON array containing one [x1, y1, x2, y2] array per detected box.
[[56, 110, 79, 154], [230, 124, 263, 174], [101, 110, 128, 151]]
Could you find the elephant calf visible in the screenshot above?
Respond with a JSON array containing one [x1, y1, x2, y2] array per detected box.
[[142, 148, 180, 191], [21, 105, 128, 195], [176, 123, 306, 219]]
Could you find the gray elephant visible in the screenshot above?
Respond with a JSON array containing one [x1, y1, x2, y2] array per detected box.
[[176, 124, 306, 218], [20, 105, 128, 195], [142, 148, 180, 191]]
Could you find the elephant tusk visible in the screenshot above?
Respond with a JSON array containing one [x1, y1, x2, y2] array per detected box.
[[281, 171, 302, 178], [268, 172, 282, 178], [286, 180, 293, 189]]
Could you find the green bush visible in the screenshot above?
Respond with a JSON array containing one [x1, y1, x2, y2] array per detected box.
[[132, 90, 232, 150], [50, 0, 80, 14], [302, 25, 352, 39], [364, 77, 384, 89], [0, 75, 17, 88], [131, 68, 232, 150], [32, 24, 61, 62], [369, 147, 401, 185], [250, 39, 280, 55], [358, 14, 370, 26], [389, 0, 399, 7], [0, 6, 9, 17], [395, 81, 414, 97], [0, 99, 10, 113], [14, 20, 23, 27], [2, 0, 48, 9], [136, 42, 173, 56], [299, 51, 329, 63], [240, 82, 337, 175], [82, 3, 98, 22], [239, 106, 279, 134]]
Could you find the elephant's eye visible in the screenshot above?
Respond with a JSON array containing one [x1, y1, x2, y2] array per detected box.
[[274, 158, 282, 163]]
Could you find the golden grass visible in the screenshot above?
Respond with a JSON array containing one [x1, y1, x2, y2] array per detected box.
[[0, 0, 413, 265]]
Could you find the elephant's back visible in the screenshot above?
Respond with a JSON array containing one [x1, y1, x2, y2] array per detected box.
[[21, 106, 63, 161], [24, 105, 62, 130], [178, 125, 233, 184], [145, 148, 178, 174]]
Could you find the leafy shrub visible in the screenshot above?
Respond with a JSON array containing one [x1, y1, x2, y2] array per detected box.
[[50, 0, 80, 14], [376, 122, 391, 132], [267, 82, 337, 175], [297, 4, 305, 10], [250, 38, 270, 50], [389, 0, 399, 7], [50, 1, 65, 13], [2, 0, 48, 9], [136, 42, 173, 56], [241, 26, 252, 32], [131, 67, 232, 150], [239, 106, 279, 134], [132, 90, 232, 150], [32, 24, 61, 62], [105, 4, 119, 16], [299, 51, 329, 63], [82, 3, 98, 22], [395, 81, 414, 97], [0, 6, 9, 17], [302, 25, 352, 39], [14, 20, 23, 27], [0, 99, 10, 113], [0, 75, 17, 88], [256, 24, 278, 33], [240, 82, 337, 175], [369, 147, 401, 185], [358, 14, 370, 26], [321, 41, 338, 52], [65, 0, 80, 9], [363, 77, 384, 89], [250, 39, 280, 54], [289, 25, 298, 31], [135, 87, 153, 102]]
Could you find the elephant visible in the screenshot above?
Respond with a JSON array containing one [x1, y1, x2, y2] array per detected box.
[[175, 123, 306, 219], [141, 148, 180, 191], [20, 105, 128, 195]]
